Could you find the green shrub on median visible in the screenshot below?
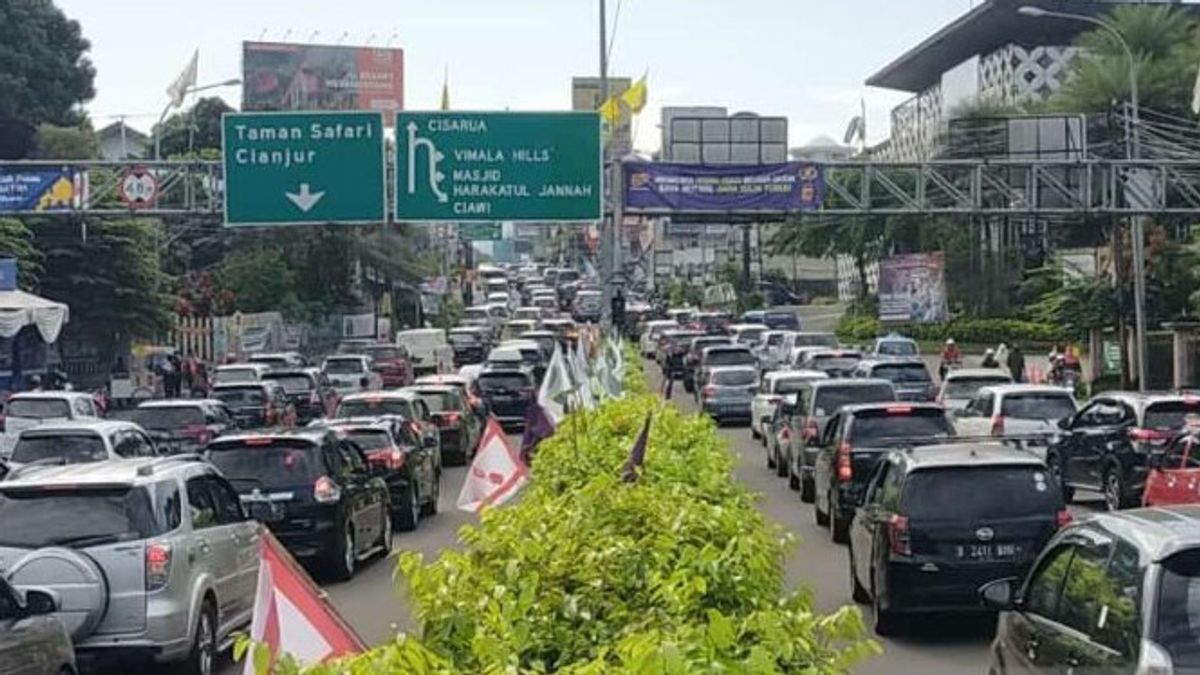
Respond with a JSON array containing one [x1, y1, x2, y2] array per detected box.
[[289, 359, 877, 674]]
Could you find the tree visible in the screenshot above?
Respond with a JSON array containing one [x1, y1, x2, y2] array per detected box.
[[0, 0, 96, 127], [1051, 5, 1200, 117], [34, 123, 98, 159], [0, 218, 43, 290], [155, 97, 235, 158], [217, 242, 298, 315]]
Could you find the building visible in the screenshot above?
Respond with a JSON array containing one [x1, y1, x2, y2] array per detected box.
[[97, 120, 149, 161], [790, 135, 852, 163]]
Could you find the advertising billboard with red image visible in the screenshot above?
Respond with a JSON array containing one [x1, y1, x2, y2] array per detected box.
[[242, 42, 404, 124]]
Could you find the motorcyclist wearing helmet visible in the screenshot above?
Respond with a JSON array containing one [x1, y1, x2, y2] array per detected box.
[[939, 338, 962, 380], [981, 348, 1000, 369]]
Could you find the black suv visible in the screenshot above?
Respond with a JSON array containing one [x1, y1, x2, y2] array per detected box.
[[852, 359, 935, 402], [981, 506, 1200, 673], [850, 442, 1068, 636], [263, 368, 338, 424], [813, 402, 954, 543], [206, 428, 392, 581], [476, 367, 537, 430], [1047, 393, 1200, 511]]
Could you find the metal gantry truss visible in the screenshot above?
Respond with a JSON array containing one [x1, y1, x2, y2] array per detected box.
[[4, 158, 1200, 218]]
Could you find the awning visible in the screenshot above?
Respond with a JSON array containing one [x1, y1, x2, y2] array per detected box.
[[0, 290, 69, 343]]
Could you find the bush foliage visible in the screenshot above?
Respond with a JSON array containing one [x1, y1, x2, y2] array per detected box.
[[273, 352, 877, 674], [837, 314, 1066, 345]]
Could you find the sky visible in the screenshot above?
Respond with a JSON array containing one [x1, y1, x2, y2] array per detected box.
[[56, 0, 972, 151]]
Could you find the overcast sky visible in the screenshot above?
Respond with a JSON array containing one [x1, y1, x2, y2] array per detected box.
[[57, 0, 971, 150]]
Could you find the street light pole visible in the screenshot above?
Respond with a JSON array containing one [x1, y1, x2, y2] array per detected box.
[[599, 0, 615, 327], [153, 78, 242, 159], [1019, 6, 1147, 390]]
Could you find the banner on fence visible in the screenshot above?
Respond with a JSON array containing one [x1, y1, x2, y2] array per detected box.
[[623, 161, 824, 213]]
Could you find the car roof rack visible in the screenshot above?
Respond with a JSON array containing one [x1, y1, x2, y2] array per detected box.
[[136, 453, 206, 476]]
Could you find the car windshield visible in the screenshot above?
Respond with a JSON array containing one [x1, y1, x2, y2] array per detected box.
[[365, 346, 403, 360], [693, 339, 731, 354], [415, 390, 459, 412], [945, 376, 1013, 399], [713, 370, 757, 387], [810, 355, 862, 372], [877, 341, 917, 356], [450, 332, 483, 345], [795, 334, 838, 348], [248, 357, 290, 370], [1156, 548, 1200, 667], [873, 364, 931, 384], [215, 367, 258, 383], [1146, 401, 1200, 430], [766, 333, 785, 347], [1001, 393, 1077, 420], [735, 329, 766, 344], [213, 387, 266, 406], [901, 466, 1062, 520], [5, 399, 71, 419], [345, 430, 392, 452], [336, 399, 412, 418], [208, 439, 321, 491], [775, 377, 819, 394], [478, 373, 531, 392], [263, 375, 314, 394], [707, 350, 756, 367], [324, 359, 365, 375], [0, 486, 164, 548], [12, 433, 108, 464], [848, 410, 953, 445], [812, 385, 895, 416], [133, 407, 205, 430]]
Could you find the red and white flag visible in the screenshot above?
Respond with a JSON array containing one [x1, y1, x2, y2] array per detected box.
[[457, 417, 529, 513], [243, 531, 363, 674]]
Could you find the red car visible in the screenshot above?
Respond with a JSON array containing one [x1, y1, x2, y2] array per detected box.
[[1144, 429, 1200, 507], [364, 343, 414, 389]]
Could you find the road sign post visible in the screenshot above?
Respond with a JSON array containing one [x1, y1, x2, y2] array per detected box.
[[459, 222, 502, 241], [222, 111, 386, 226], [394, 111, 601, 222]]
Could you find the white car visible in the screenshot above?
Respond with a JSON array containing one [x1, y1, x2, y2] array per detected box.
[[953, 384, 1078, 452], [640, 320, 680, 357], [728, 323, 768, 348], [757, 330, 795, 370], [321, 354, 382, 395], [1, 392, 103, 459], [751, 370, 828, 442], [396, 328, 454, 375], [212, 363, 270, 385], [8, 420, 159, 469], [937, 368, 1014, 411]]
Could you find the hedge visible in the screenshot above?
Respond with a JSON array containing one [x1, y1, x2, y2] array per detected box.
[[264, 347, 878, 674], [837, 315, 1067, 345]]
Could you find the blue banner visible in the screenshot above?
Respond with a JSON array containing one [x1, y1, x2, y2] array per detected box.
[[0, 259, 18, 291], [624, 161, 824, 213], [0, 166, 81, 213]]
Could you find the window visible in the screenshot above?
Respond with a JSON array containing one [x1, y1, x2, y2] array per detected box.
[[115, 431, 155, 458], [965, 392, 992, 418], [208, 439, 322, 492], [1156, 548, 1200, 668], [155, 481, 182, 532], [207, 477, 246, 524], [73, 398, 94, 417], [1093, 541, 1141, 657], [1023, 545, 1076, 619], [902, 466, 1062, 521], [1000, 393, 1077, 421], [340, 442, 368, 474], [879, 463, 904, 511], [186, 477, 218, 529], [0, 581, 19, 620], [0, 486, 161, 548], [12, 433, 107, 464], [1076, 400, 1126, 428], [1059, 537, 1114, 635], [863, 462, 890, 506]]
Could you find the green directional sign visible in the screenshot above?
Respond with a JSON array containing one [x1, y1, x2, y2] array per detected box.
[[222, 111, 386, 226], [395, 111, 601, 222], [459, 222, 502, 241]]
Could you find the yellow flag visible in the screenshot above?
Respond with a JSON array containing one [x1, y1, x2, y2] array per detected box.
[[622, 76, 648, 114], [598, 96, 622, 125]]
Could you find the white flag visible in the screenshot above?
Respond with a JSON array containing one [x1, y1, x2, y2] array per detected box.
[[167, 49, 199, 109], [537, 346, 572, 425], [572, 338, 596, 410], [457, 418, 528, 513]]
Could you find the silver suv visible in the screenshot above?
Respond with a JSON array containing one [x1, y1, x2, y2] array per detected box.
[[0, 456, 260, 675]]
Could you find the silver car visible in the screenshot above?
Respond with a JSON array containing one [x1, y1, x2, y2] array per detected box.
[[0, 456, 260, 675], [0, 575, 75, 675], [699, 366, 759, 425]]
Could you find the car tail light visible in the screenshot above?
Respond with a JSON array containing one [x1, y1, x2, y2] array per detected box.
[[780, 427, 792, 443], [1129, 428, 1172, 443], [803, 418, 819, 440], [836, 442, 853, 482], [313, 475, 342, 503], [991, 415, 1005, 436], [887, 515, 911, 556], [1056, 509, 1073, 528], [702, 385, 716, 399], [438, 412, 461, 427], [368, 448, 406, 470], [885, 405, 914, 415], [146, 542, 172, 590]]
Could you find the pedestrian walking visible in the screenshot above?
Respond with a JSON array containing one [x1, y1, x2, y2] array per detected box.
[[1007, 344, 1026, 383]]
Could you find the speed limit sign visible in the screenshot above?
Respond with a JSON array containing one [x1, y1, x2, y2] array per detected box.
[[118, 167, 159, 208]]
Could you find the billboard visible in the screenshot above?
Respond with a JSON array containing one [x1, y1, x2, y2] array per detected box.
[[0, 166, 86, 213], [573, 77, 632, 155], [242, 42, 404, 124], [878, 253, 948, 324], [623, 161, 824, 213]]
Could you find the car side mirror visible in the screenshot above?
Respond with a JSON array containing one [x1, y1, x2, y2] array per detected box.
[[359, 377, 371, 388], [1057, 416, 1072, 430], [23, 589, 58, 616], [979, 577, 1018, 611]]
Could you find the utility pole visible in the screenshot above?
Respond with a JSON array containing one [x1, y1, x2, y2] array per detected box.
[[599, 0, 615, 327]]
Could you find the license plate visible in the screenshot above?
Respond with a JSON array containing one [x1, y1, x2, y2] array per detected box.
[[955, 543, 1020, 561], [248, 502, 284, 522]]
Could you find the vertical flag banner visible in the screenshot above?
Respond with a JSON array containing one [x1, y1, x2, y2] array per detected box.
[[622, 413, 653, 482], [167, 49, 199, 108], [458, 418, 529, 513]]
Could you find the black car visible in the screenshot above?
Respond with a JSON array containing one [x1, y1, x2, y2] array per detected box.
[[206, 428, 392, 581], [982, 505, 1200, 674], [1047, 393, 1200, 511], [406, 385, 482, 465], [476, 367, 537, 430], [323, 418, 439, 532], [682, 336, 733, 393], [132, 399, 233, 453], [210, 382, 296, 429], [813, 402, 955, 543], [850, 442, 1068, 636], [762, 310, 800, 331], [448, 327, 490, 366], [852, 359, 936, 402], [263, 368, 338, 424], [782, 378, 897, 501]]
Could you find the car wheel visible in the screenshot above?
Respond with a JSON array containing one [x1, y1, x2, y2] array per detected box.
[[816, 489, 830, 527], [751, 425, 760, 441], [800, 474, 815, 503], [831, 500, 849, 544], [421, 472, 440, 517], [1048, 454, 1074, 503], [766, 441, 777, 469], [774, 445, 788, 478], [378, 509, 393, 555], [396, 483, 421, 532], [788, 465, 800, 491], [176, 600, 216, 675], [1104, 469, 1130, 511], [849, 544, 870, 604], [872, 573, 898, 637], [326, 522, 356, 582]]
